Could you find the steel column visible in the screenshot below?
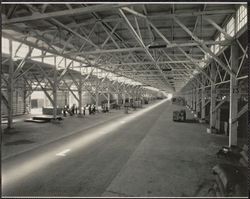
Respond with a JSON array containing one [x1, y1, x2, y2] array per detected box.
[[210, 63, 217, 129], [191, 88, 194, 110], [78, 75, 83, 115], [53, 56, 57, 120], [188, 92, 191, 108], [195, 86, 199, 113], [116, 93, 119, 105], [132, 89, 136, 107], [107, 83, 110, 110], [95, 89, 99, 110], [23, 84, 27, 114], [123, 93, 126, 105], [201, 75, 206, 120], [215, 108, 221, 131], [8, 40, 14, 129], [229, 41, 239, 146], [107, 92, 110, 110]]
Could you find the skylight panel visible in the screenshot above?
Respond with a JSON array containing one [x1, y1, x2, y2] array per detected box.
[[2, 37, 9, 54], [236, 5, 247, 32], [31, 48, 42, 62], [226, 17, 235, 37]]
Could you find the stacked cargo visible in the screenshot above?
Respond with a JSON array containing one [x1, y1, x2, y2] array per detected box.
[[210, 145, 248, 196], [172, 97, 186, 106], [173, 110, 186, 122]]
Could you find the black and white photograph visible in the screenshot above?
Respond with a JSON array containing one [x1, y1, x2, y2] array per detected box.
[[1, 1, 249, 198]]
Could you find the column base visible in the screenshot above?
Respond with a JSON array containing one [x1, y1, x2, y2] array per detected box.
[[227, 144, 236, 147], [199, 119, 206, 123], [6, 126, 14, 130], [4, 127, 15, 133], [77, 114, 84, 118], [206, 127, 218, 134]]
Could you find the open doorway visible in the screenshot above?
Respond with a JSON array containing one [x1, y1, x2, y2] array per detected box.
[[30, 91, 45, 115]]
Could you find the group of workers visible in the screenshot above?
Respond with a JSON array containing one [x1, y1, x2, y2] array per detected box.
[[85, 104, 96, 115], [101, 103, 110, 113], [62, 99, 144, 116], [63, 104, 97, 117], [63, 104, 76, 116]]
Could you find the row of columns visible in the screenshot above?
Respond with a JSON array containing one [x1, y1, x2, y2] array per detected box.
[[4, 49, 146, 129], [55, 82, 145, 116], [183, 40, 239, 147], [54, 77, 144, 118]]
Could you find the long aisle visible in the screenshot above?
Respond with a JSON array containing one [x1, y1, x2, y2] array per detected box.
[[103, 102, 225, 197], [2, 99, 168, 197], [2, 99, 223, 197]]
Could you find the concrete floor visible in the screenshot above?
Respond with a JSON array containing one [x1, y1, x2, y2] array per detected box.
[[2, 99, 235, 197], [2, 109, 125, 159]]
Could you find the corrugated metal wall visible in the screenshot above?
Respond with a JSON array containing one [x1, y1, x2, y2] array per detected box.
[[1, 77, 27, 117], [1, 88, 25, 117]]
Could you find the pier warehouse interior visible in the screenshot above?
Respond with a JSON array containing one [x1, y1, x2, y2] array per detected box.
[[1, 2, 248, 197]]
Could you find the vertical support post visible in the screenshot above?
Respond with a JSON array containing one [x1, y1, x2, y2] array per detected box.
[[64, 91, 68, 106], [201, 75, 206, 121], [138, 91, 140, 101], [107, 83, 110, 110], [95, 85, 99, 110], [215, 108, 221, 131], [23, 83, 27, 114], [194, 87, 197, 111], [78, 74, 83, 115], [195, 86, 199, 113], [53, 56, 57, 120], [193, 87, 196, 111], [190, 91, 192, 108], [128, 89, 131, 103], [210, 62, 216, 129], [133, 88, 136, 106], [123, 92, 126, 105], [229, 41, 239, 146], [190, 89, 192, 109], [8, 39, 14, 129], [140, 89, 143, 108], [116, 93, 119, 105], [191, 87, 194, 110], [107, 92, 110, 110]]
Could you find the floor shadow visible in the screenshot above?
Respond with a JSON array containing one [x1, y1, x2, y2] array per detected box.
[[5, 139, 35, 146], [174, 119, 198, 123], [3, 128, 22, 135], [183, 119, 199, 123]]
